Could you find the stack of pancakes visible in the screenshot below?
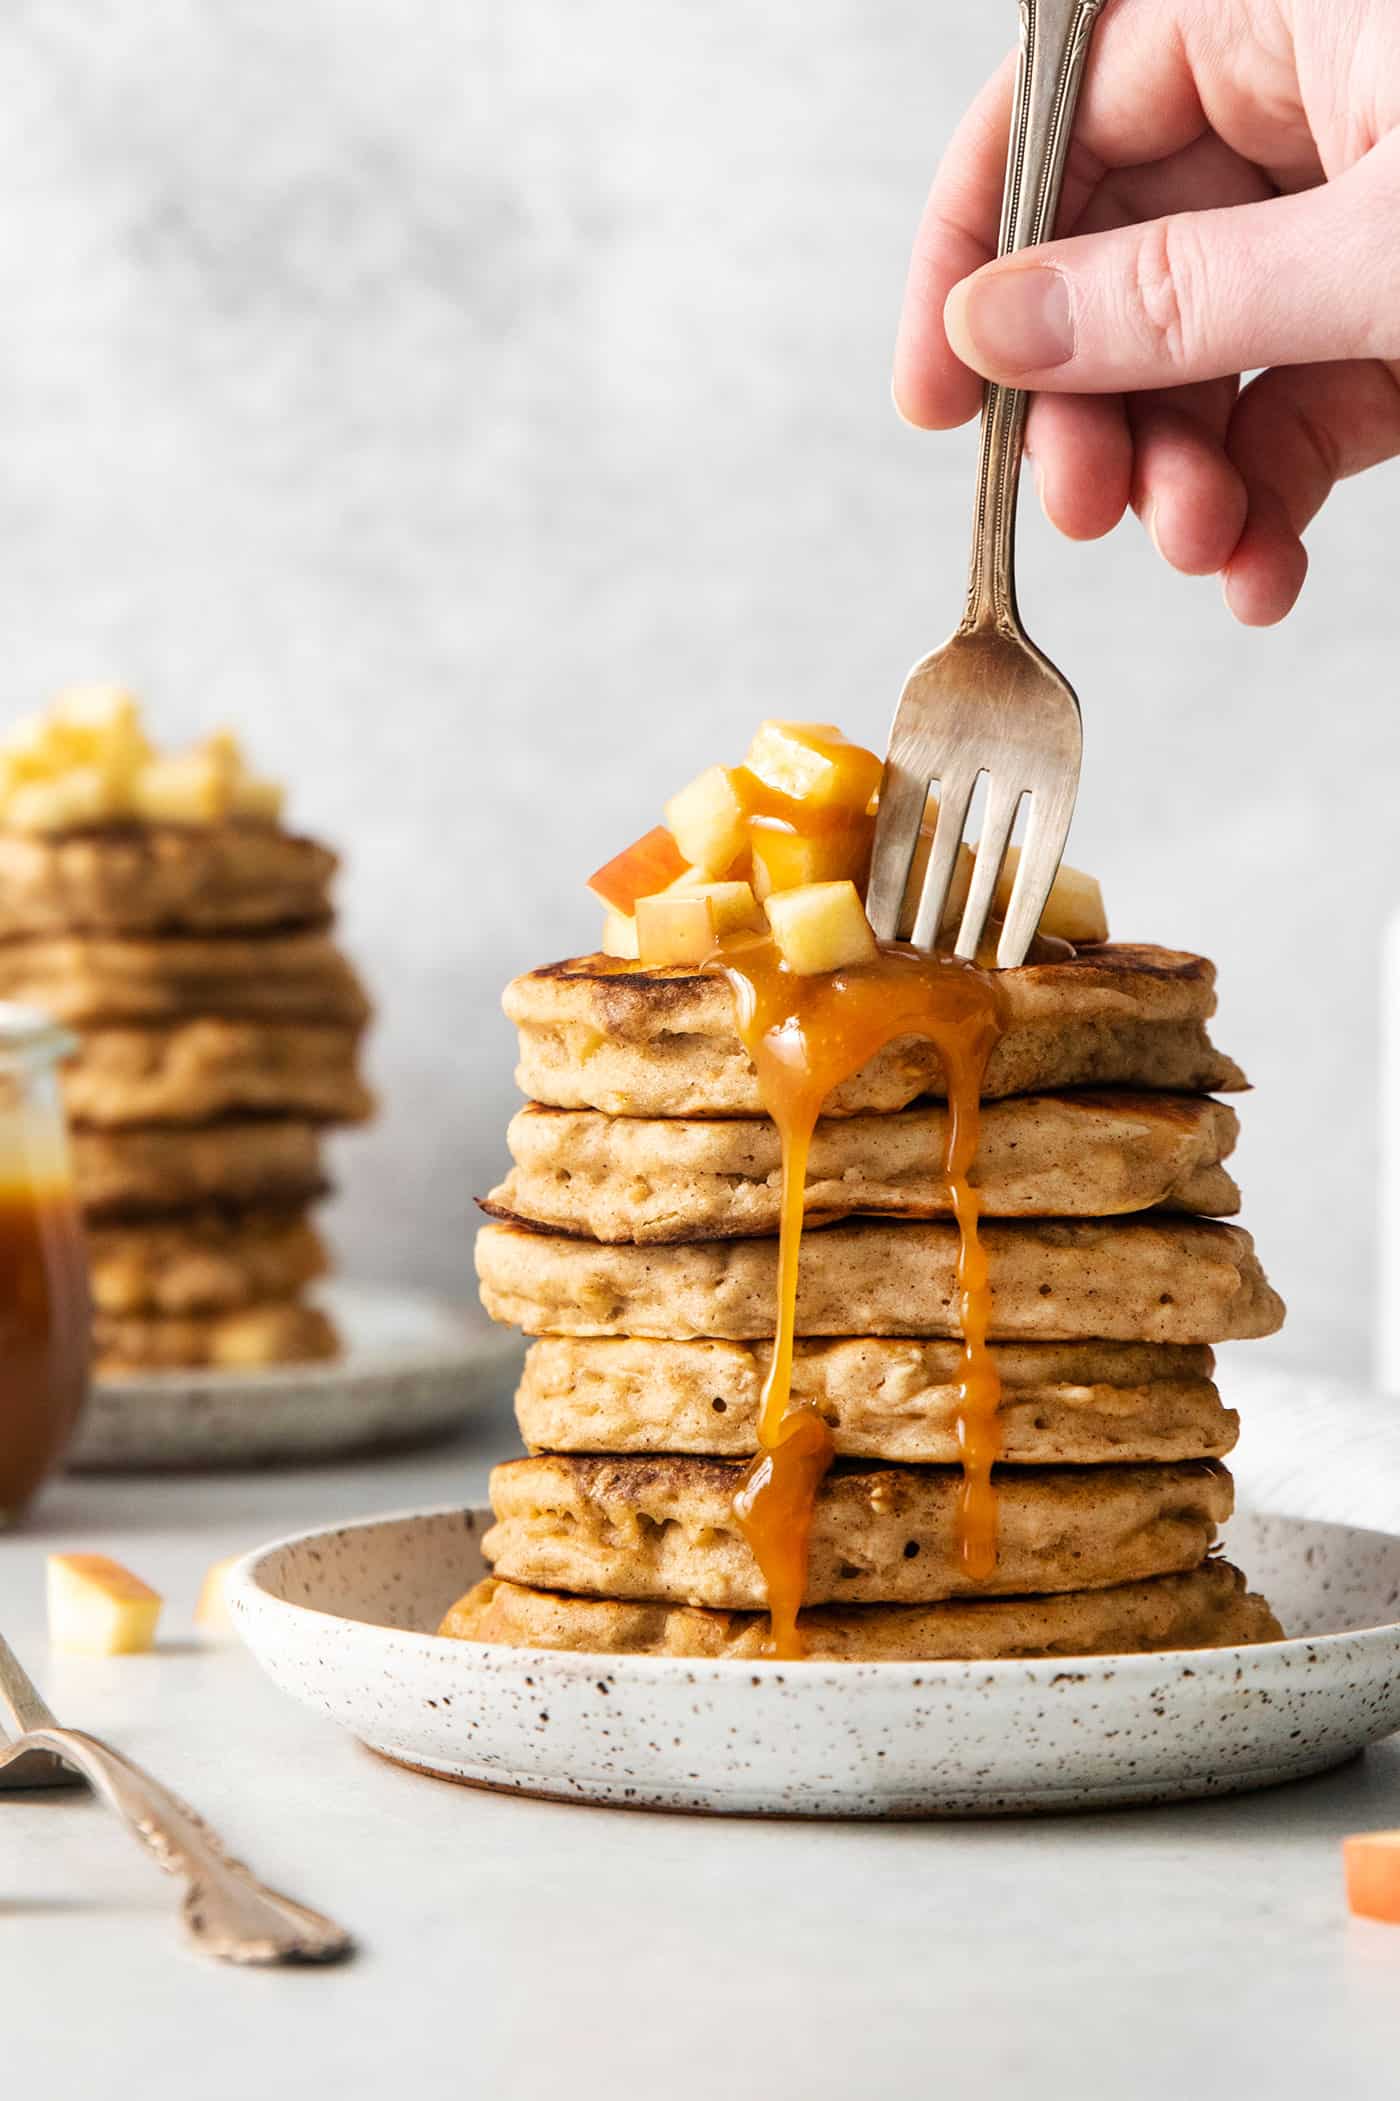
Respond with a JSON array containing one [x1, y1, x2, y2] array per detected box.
[[462, 942, 1285, 1660], [0, 824, 373, 1372]]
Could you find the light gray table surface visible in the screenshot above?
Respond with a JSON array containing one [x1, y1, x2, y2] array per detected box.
[[3, 1394, 1399, 2101]]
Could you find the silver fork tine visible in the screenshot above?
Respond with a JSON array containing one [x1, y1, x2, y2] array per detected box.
[[0, 1632, 76, 1790], [867, 0, 1104, 972], [910, 770, 977, 952], [865, 758, 930, 941], [955, 782, 1024, 962], [996, 791, 1065, 969], [0, 1631, 60, 1735]]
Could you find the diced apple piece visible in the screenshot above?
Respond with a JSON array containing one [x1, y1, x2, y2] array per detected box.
[[609, 878, 761, 963], [587, 825, 689, 913], [228, 774, 284, 825], [636, 892, 719, 966], [195, 1554, 241, 1638], [993, 849, 1108, 945], [897, 828, 975, 941], [744, 722, 882, 815], [47, 1553, 163, 1656], [664, 766, 749, 876], [50, 683, 143, 740], [132, 751, 228, 825], [1344, 1831, 1400, 1924], [199, 727, 245, 774], [3, 709, 60, 768], [602, 908, 640, 960], [690, 879, 764, 937], [750, 815, 873, 899], [765, 880, 878, 975], [5, 768, 113, 833], [48, 686, 151, 793]]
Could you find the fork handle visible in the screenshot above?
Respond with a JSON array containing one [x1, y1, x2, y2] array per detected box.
[[14, 1725, 353, 1965], [963, 0, 1109, 635]]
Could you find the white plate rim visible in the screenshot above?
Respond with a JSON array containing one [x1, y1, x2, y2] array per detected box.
[[228, 1500, 1400, 1685]]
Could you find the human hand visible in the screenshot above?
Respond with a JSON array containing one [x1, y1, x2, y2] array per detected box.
[[893, 0, 1400, 624]]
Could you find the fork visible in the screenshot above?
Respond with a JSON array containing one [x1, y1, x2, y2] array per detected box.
[[0, 1631, 353, 1965], [867, 0, 1110, 968]]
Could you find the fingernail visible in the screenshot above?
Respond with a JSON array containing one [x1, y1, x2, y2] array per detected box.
[[947, 266, 1074, 377], [1145, 501, 1165, 559]]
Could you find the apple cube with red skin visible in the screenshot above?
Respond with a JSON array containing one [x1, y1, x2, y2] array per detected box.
[[764, 880, 878, 975], [587, 826, 689, 913]]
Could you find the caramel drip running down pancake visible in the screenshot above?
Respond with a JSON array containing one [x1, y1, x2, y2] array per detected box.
[[707, 932, 1005, 1659]]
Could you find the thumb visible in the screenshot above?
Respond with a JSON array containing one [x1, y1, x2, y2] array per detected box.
[[944, 144, 1400, 393]]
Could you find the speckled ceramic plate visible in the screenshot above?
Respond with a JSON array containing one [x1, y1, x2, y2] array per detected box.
[[229, 1506, 1400, 1816], [68, 1283, 521, 1471]]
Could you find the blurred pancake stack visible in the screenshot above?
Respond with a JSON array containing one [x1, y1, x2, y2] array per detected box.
[[0, 688, 373, 1373], [455, 721, 1285, 1661]]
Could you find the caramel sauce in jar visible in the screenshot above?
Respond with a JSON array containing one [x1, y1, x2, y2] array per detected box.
[[0, 1008, 91, 1526], [710, 934, 1005, 1658]]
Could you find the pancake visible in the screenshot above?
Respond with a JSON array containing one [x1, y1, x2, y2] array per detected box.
[[86, 1207, 328, 1315], [63, 1020, 373, 1127], [476, 1216, 1284, 1345], [442, 1561, 1281, 1660], [515, 1336, 1237, 1464], [0, 823, 336, 936], [72, 1121, 327, 1218], [94, 1297, 339, 1372], [483, 1453, 1233, 1606], [506, 943, 1245, 1117], [0, 929, 370, 1026], [489, 1093, 1240, 1240]]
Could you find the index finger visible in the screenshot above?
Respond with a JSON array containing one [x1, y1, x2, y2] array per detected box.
[[893, 57, 1017, 429]]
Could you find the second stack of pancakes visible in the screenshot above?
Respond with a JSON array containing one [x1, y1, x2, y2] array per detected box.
[[467, 941, 1284, 1660], [0, 819, 373, 1372]]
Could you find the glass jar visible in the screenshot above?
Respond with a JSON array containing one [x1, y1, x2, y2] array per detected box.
[[0, 1005, 90, 1526]]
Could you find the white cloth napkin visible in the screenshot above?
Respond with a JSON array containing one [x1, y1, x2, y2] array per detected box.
[[1221, 1357, 1400, 1535]]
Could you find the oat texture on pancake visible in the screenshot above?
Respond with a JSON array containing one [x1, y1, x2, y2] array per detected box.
[[0, 688, 375, 1373], [448, 717, 1284, 1664]]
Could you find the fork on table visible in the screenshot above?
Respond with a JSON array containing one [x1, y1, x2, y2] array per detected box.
[[0, 1630, 352, 1965]]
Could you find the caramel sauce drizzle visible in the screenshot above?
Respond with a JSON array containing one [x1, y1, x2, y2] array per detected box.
[[710, 933, 1005, 1658]]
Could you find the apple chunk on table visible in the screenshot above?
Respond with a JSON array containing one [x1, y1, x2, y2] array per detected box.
[[1344, 1831, 1400, 1924], [47, 1554, 163, 1657]]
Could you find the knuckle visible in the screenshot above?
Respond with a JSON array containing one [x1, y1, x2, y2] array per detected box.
[[1126, 218, 1198, 373]]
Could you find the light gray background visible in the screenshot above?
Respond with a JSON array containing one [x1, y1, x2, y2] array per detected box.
[[0, 2, 1387, 1377]]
